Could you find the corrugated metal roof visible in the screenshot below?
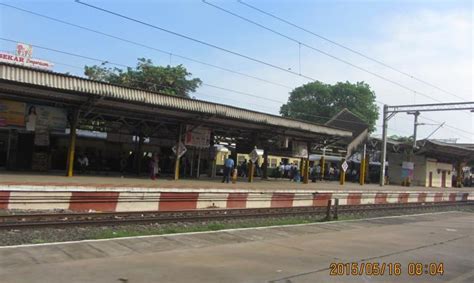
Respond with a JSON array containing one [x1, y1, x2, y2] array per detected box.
[[0, 63, 351, 137]]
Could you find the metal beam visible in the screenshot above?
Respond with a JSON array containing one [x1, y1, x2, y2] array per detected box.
[[379, 101, 473, 186], [388, 102, 474, 113]]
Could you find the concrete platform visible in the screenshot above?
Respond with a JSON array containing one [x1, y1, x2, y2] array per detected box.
[[1, 172, 471, 192], [0, 211, 472, 282], [1, 172, 470, 212]]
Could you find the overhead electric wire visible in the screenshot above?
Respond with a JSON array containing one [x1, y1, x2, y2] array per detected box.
[[0, 38, 384, 128], [3, 35, 471, 139], [72, 0, 471, 124], [0, 2, 292, 90], [74, 0, 317, 82], [237, 0, 468, 102], [3, 2, 469, 140], [202, 0, 465, 106], [2, 37, 469, 139]]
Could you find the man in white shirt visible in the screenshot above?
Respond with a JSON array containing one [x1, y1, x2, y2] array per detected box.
[[78, 154, 89, 174]]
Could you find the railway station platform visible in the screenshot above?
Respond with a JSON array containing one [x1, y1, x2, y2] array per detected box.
[[1, 172, 472, 192], [0, 172, 471, 213]]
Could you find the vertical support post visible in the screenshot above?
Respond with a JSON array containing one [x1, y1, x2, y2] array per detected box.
[[359, 144, 366, 186], [66, 109, 79, 177], [325, 199, 331, 221], [136, 133, 143, 176], [380, 105, 388, 186], [196, 148, 201, 179], [456, 162, 463, 188], [334, 198, 339, 220], [248, 161, 254, 183], [6, 129, 11, 168], [412, 111, 420, 150], [340, 158, 346, 185], [262, 148, 268, 179], [303, 158, 310, 184], [365, 152, 370, 183], [320, 148, 326, 181], [174, 124, 182, 181], [299, 157, 304, 176], [190, 149, 194, 177]]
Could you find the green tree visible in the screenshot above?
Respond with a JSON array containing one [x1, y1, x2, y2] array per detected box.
[[280, 81, 379, 131], [84, 58, 202, 98]]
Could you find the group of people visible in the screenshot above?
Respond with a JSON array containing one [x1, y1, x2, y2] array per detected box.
[[274, 161, 355, 183], [277, 162, 302, 182]]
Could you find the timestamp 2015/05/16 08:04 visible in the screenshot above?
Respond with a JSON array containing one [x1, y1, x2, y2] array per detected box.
[[329, 262, 444, 276]]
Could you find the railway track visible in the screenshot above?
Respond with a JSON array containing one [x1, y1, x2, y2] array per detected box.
[[0, 201, 472, 229]]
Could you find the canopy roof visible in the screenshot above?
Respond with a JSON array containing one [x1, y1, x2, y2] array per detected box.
[[0, 63, 351, 143]]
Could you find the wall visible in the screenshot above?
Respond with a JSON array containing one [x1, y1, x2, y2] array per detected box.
[[387, 153, 427, 186], [411, 155, 427, 186], [426, 159, 453, 188], [387, 152, 404, 185]]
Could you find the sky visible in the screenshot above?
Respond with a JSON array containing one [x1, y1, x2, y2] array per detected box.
[[0, 0, 472, 142]]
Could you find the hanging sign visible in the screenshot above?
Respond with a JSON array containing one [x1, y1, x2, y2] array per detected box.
[[341, 161, 349, 172], [249, 148, 264, 163], [172, 142, 187, 158], [292, 141, 308, 157], [184, 125, 211, 148]]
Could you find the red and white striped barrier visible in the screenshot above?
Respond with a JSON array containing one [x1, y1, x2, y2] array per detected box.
[[0, 190, 469, 212]]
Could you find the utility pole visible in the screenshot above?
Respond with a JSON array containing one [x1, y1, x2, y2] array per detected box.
[[408, 111, 420, 149], [380, 105, 389, 186], [379, 101, 474, 186]]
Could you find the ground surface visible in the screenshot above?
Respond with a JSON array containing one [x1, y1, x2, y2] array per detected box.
[[0, 172, 470, 192], [0, 211, 472, 283]]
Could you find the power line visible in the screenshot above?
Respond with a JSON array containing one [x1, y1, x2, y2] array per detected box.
[[1, 38, 468, 139], [74, 0, 317, 82], [202, 0, 463, 105], [420, 116, 473, 139], [237, 0, 468, 102], [0, 39, 379, 127], [0, 2, 293, 90], [73, 0, 472, 126], [0, 37, 285, 104]]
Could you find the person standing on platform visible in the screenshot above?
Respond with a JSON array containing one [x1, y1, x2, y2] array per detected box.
[[240, 159, 248, 178], [120, 153, 128, 178], [278, 162, 284, 178], [149, 153, 159, 180], [78, 153, 89, 174], [222, 156, 235, 183]]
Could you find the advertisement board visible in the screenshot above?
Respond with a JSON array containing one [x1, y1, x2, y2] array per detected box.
[[401, 161, 414, 179], [0, 99, 25, 127], [26, 104, 67, 132]]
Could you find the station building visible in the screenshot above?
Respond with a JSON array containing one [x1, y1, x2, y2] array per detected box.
[[385, 139, 474, 188], [0, 63, 353, 181]]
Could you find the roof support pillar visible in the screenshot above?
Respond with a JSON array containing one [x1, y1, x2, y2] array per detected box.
[[456, 162, 464, 188], [174, 124, 183, 181], [339, 158, 346, 185], [359, 144, 367, 186], [66, 109, 79, 177]]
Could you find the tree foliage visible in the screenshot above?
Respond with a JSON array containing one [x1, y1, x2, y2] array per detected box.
[[280, 81, 379, 131], [84, 58, 202, 98]]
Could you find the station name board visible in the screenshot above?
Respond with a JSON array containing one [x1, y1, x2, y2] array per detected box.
[[0, 43, 53, 70]]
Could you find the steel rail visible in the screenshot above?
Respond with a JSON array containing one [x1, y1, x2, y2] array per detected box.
[[0, 201, 471, 229]]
